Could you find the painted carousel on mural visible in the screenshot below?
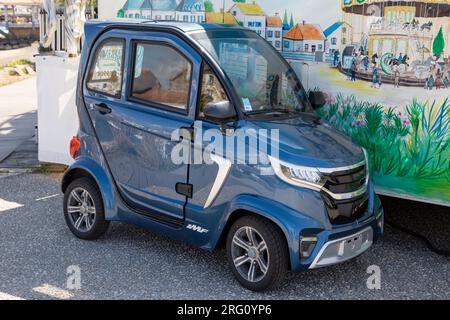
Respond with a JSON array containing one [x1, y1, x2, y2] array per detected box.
[[312, 1, 450, 205], [338, 0, 450, 88]]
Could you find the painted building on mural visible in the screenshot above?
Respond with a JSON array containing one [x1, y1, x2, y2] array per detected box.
[[119, 0, 210, 22], [229, 1, 266, 38], [283, 22, 326, 54], [205, 11, 238, 24], [266, 14, 283, 51], [120, 0, 178, 20], [176, 0, 206, 23], [323, 21, 353, 55]]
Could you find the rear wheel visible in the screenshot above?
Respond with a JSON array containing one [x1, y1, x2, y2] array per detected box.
[[226, 216, 288, 291], [63, 177, 110, 240]]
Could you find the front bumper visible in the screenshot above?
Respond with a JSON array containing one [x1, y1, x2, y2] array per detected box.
[[291, 205, 384, 272], [309, 226, 373, 269]]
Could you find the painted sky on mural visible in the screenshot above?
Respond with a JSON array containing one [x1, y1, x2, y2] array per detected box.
[[211, 0, 340, 27]]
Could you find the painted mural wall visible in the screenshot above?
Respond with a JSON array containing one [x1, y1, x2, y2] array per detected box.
[[98, 0, 450, 205]]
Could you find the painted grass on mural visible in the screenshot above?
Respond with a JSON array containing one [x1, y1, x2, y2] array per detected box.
[[317, 94, 450, 201]]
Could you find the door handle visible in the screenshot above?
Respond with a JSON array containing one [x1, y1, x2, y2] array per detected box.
[[92, 103, 112, 114]]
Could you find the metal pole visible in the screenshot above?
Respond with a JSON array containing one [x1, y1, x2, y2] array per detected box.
[[32, 5, 36, 29], [223, 0, 225, 23], [4, 5, 8, 28]]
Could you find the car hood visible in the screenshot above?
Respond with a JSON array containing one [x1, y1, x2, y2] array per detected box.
[[248, 113, 365, 169]]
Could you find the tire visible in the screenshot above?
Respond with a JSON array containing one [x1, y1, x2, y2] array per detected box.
[[226, 216, 288, 292], [63, 177, 110, 240]]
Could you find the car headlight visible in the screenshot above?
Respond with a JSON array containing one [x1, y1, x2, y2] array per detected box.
[[268, 156, 324, 190]]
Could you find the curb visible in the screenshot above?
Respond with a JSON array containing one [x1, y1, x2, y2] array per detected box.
[[0, 167, 39, 174]]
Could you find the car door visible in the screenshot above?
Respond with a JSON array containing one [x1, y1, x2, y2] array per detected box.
[[83, 29, 201, 225], [186, 62, 237, 214]]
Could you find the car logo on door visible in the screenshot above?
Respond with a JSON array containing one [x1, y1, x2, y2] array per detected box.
[[186, 224, 209, 234]]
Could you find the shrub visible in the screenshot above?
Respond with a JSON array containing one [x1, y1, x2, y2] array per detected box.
[[318, 95, 450, 179]]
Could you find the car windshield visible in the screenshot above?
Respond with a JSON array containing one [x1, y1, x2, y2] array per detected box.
[[191, 29, 311, 116]]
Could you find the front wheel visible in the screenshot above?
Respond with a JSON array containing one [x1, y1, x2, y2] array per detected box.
[[226, 216, 288, 291]]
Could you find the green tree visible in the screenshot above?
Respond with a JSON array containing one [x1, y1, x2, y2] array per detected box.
[[433, 27, 445, 57], [204, 0, 214, 13]]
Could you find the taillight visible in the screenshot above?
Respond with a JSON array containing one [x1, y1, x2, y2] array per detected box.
[[70, 136, 81, 159]]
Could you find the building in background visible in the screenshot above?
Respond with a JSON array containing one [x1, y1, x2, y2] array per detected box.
[[283, 22, 325, 54], [176, 0, 205, 23], [323, 21, 352, 56], [229, 1, 266, 38], [266, 13, 283, 51], [205, 10, 238, 24], [121, 0, 178, 21]]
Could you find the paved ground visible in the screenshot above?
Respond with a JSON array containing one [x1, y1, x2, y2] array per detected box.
[[0, 77, 37, 163], [0, 173, 449, 300]]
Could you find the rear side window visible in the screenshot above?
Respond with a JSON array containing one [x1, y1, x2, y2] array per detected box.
[[131, 42, 192, 111], [86, 39, 124, 97]]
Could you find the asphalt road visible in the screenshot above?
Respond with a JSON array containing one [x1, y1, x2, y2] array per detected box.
[[0, 78, 37, 162], [0, 173, 449, 300]]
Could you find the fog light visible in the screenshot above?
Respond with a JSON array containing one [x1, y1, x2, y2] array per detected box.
[[300, 236, 318, 259]]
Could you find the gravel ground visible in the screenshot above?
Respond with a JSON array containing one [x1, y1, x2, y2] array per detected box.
[[0, 173, 449, 300]]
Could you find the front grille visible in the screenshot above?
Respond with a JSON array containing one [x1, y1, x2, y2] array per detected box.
[[322, 193, 369, 225], [322, 164, 367, 194], [320, 163, 369, 225]]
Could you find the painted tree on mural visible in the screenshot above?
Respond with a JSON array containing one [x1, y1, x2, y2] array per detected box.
[[283, 10, 288, 26], [204, 0, 214, 13], [433, 27, 445, 57]]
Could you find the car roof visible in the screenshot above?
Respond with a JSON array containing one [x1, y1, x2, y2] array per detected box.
[[85, 19, 243, 34]]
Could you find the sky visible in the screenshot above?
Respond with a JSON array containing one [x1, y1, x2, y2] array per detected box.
[[210, 0, 341, 28]]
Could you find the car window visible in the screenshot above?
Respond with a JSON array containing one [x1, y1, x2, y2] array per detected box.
[[192, 30, 310, 115], [198, 63, 230, 119], [131, 42, 192, 111], [86, 39, 124, 97]]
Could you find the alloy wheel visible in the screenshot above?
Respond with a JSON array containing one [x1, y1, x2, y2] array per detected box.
[[67, 187, 96, 232], [231, 226, 269, 283]]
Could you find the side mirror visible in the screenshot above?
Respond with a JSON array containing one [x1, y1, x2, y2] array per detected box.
[[203, 101, 237, 123], [308, 91, 326, 110]]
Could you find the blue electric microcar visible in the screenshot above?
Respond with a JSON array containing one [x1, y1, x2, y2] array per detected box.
[[62, 20, 384, 291]]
